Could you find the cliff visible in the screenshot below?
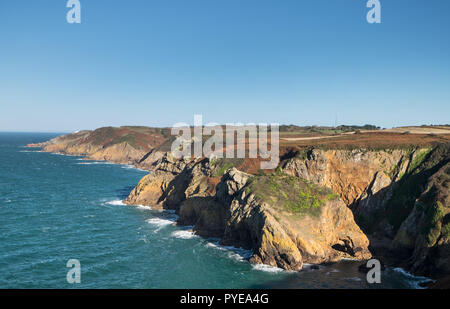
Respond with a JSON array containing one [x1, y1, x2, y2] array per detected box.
[[282, 144, 450, 277], [125, 144, 449, 277], [30, 126, 450, 278], [125, 155, 371, 270], [28, 126, 171, 166]]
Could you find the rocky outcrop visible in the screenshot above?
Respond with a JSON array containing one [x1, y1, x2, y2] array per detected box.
[[125, 153, 215, 209], [216, 169, 371, 269], [125, 157, 372, 271], [135, 149, 166, 171]]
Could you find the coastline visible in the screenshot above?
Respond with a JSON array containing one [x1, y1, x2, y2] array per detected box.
[[22, 148, 425, 286], [24, 131, 450, 288]]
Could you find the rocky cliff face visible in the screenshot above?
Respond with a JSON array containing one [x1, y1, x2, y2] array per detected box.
[[283, 148, 413, 207], [388, 145, 450, 276], [124, 155, 371, 271], [215, 169, 371, 269], [125, 153, 208, 209], [282, 144, 450, 278], [125, 144, 449, 276]]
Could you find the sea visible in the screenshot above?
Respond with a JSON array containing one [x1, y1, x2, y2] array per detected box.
[[0, 132, 432, 289]]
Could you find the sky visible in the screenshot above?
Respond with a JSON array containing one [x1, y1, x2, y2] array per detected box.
[[0, 0, 449, 132]]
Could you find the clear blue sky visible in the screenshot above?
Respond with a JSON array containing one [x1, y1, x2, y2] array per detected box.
[[0, 0, 449, 132]]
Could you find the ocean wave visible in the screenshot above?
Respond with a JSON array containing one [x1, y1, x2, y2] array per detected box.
[[77, 161, 114, 165], [205, 242, 225, 250], [49, 152, 79, 157], [105, 200, 126, 206], [224, 246, 253, 261], [252, 264, 285, 273], [392, 267, 434, 289], [205, 241, 253, 261], [136, 205, 152, 210], [171, 230, 196, 239], [146, 217, 175, 227]]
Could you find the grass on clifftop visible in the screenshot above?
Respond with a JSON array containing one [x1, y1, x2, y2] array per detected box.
[[246, 170, 339, 217]]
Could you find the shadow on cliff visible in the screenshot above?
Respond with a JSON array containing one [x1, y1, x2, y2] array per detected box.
[[348, 145, 449, 273]]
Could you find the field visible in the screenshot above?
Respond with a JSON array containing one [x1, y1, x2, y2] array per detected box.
[[279, 130, 450, 151]]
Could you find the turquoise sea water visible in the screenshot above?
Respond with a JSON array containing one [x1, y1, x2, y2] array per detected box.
[[0, 133, 430, 289]]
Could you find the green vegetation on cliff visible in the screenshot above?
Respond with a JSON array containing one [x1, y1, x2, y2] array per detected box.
[[247, 171, 339, 217], [409, 147, 433, 173], [386, 146, 445, 230], [442, 223, 450, 238]]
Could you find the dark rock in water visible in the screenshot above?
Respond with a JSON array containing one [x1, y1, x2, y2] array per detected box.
[[310, 265, 320, 270]]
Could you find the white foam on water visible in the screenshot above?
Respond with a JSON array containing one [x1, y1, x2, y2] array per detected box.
[[77, 161, 113, 165], [204, 241, 253, 262], [224, 246, 253, 261], [146, 217, 174, 227], [252, 264, 285, 273], [392, 267, 434, 289], [205, 242, 226, 250], [171, 230, 196, 239], [105, 200, 126, 206], [50, 152, 79, 157], [136, 205, 152, 210]]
